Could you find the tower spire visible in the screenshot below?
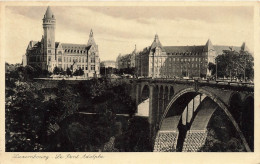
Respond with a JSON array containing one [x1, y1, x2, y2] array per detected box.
[[203, 39, 214, 52], [90, 29, 93, 37], [44, 6, 55, 19], [87, 29, 96, 46], [150, 33, 164, 51]]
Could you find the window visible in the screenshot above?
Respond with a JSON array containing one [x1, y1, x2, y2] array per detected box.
[[64, 57, 66, 62], [48, 44, 51, 47], [91, 57, 95, 63], [79, 58, 81, 62], [58, 57, 62, 62], [91, 65, 95, 70], [48, 56, 51, 61], [85, 66, 88, 70], [48, 50, 51, 53]]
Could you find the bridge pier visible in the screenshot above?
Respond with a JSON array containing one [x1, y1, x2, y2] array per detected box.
[[182, 130, 208, 152], [154, 131, 179, 152]]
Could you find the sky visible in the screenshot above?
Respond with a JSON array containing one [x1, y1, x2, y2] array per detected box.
[[5, 6, 254, 64]]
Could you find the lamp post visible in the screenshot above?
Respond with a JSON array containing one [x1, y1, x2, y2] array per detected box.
[[198, 62, 200, 78], [215, 57, 218, 80], [186, 62, 188, 77], [244, 58, 246, 82]]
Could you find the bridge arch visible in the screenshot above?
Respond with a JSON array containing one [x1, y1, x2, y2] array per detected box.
[[159, 87, 251, 152], [229, 92, 242, 107], [140, 85, 149, 102]]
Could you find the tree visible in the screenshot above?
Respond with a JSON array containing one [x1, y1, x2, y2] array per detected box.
[[55, 80, 79, 121], [53, 66, 60, 75], [216, 50, 254, 80], [208, 62, 216, 76], [66, 68, 72, 77], [5, 81, 47, 151], [78, 68, 84, 76]]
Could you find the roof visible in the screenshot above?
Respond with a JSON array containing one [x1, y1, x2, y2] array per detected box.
[[214, 45, 241, 55], [61, 43, 91, 50], [150, 34, 165, 51], [44, 6, 54, 19], [203, 39, 214, 52], [27, 41, 41, 50], [164, 45, 205, 54]]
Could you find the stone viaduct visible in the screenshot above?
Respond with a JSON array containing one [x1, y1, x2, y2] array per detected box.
[[133, 78, 254, 152]]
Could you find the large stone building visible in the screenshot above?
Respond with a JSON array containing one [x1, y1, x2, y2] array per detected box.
[[135, 34, 248, 78], [24, 6, 100, 77]]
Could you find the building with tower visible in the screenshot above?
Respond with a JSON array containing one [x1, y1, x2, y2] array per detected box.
[[135, 34, 249, 78], [24, 6, 100, 78]]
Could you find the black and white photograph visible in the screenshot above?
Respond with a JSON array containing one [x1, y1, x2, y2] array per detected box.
[[1, 1, 259, 164]]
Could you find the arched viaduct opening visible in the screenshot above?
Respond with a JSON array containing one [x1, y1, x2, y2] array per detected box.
[[136, 85, 150, 117], [155, 88, 251, 152]]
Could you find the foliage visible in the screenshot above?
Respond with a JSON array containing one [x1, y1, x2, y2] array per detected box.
[[208, 62, 216, 75], [5, 81, 47, 151], [53, 66, 60, 75], [55, 80, 79, 121], [199, 109, 246, 152], [73, 68, 84, 76], [117, 68, 136, 75], [215, 50, 254, 80], [66, 68, 72, 77], [5, 78, 79, 151]]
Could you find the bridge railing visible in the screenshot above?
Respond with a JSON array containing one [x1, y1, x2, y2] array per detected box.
[[136, 77, 254, 90]]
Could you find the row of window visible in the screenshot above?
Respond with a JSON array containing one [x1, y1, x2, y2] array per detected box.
[[58, 65, 96, 71], [153, 63, 207, 69], [166, 52, 203, 56], [64, 49, 87, 54], [152, 57, 207, 63], [57, 56, 96, 63]]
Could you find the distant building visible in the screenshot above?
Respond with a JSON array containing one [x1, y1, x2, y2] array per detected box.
[[135, 34, 248, 78], [100, 60, 116, 68], [116, 45, 137, 70], [22, 54, 27, 67], [24, 6, 100, 78]]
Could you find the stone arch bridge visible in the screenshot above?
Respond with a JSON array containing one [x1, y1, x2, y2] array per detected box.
[[133, 78, 254, 152]]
